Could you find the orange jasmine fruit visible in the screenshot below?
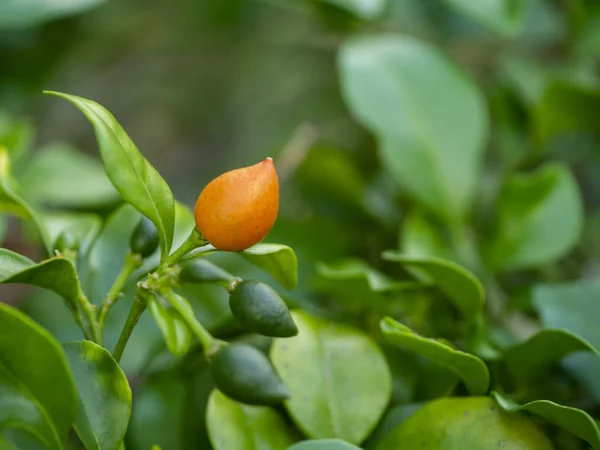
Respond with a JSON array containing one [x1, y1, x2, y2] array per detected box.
[[194, 158, 279, 251]]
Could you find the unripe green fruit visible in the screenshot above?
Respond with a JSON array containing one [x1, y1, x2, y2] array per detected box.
[[179, 259, 236, 287], [210, 343, 290, 406], [229, 280, 298, 337], [130, 217, 159, 258], [54, 231, 79, 253]]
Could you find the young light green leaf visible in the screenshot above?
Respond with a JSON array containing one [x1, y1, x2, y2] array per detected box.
[[533, 282, 600, 402], [44, 91, 175, 263], [383, 251, 484, 322], [338, 35, 487, 222], [0, 111, 33, 163], [380, 317, 489, 395], [0, 248, 83, 310], [288, 439, 362, 450], [19, 143, 120, 209], [487, 163, 583, 270], [492, 392, 600, 448], [270, 311, 391, 444], [63, 341, 132, 450], [504, 329, 600, 386], [0, 303, 77, 449], [184, 243, 298, 290], [148, 292, 193, 356], [316, 0, 386, 20], [0, 147, 51, 254], [440, 0, 533, 37], [206, 389, 296, 450]]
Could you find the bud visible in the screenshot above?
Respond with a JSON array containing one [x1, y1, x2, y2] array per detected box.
[[130, 217, 159, 258], [194, 158, 279, 251]]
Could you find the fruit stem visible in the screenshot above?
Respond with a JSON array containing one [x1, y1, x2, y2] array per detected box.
[[98, 252, 142, 333], [112, 289, 149, 362], [161, 287, 224, 358], [165, 228, 207, 267]]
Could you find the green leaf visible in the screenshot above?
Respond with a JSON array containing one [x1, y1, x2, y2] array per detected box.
[[504, 329, 600, 386], [44, 91, 175, 263], [380, 317, 489, 395], [0, 0, 107, 28], [492, 392, 600, 448], [383, 251, 484, 322], [206, 389, 296, 450], [185, 243, 298, 290], [63, 341, 132, 450], [0, 111, 33, 163], [127, 371, 189, 450], [317, 258, 415, 293], [365, 404, 423, 450], [148, 292, 193, 356], [440, 0, 533, 37], [19, 143, 120, 209], [315, 0, 386, 20], [487, 163, 583, 270], [400, 210, 448, 258], [288, 439, 361, 450], [270, 311, 391, 444], [535, 82, 600, 145], [338, 35, 487, 222], [380, 396, 553, 450], [0, 303, 77, 449], [0, 147, 51, 254], [533, 282, 600, 402], [43, 212, 102, 256], [0, 248, 83, 310]]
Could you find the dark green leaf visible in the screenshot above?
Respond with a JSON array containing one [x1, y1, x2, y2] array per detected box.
[[0, 0, 107, 28], [206, 389, 296, 450], [486, 163, 583, 270], [288, 439, 361, 450], [440, 0, 533, 37], [147, 292, 193, 356], [19, 143, 120, 209], [0, 248, 83, 310], [270, 311, 391, 444], [380, 317, 489, 395], [493, 392, 600, 448], [383, 251, 484, 322], [44, 91, 175, 263], [0, 303, 77, 449], [63, 341, 132, 450], [339, 35, 487, 222], [504, 329, 600, 386], [0, 147, 51, 254]]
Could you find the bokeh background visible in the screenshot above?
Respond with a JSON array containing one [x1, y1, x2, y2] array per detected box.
[[2, 0, 600, 448]]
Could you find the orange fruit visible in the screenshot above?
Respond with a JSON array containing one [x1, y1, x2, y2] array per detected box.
[[194, 158, 279, 251]]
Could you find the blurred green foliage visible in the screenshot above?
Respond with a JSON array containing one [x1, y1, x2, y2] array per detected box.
[[2, 0, 600, 448]]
